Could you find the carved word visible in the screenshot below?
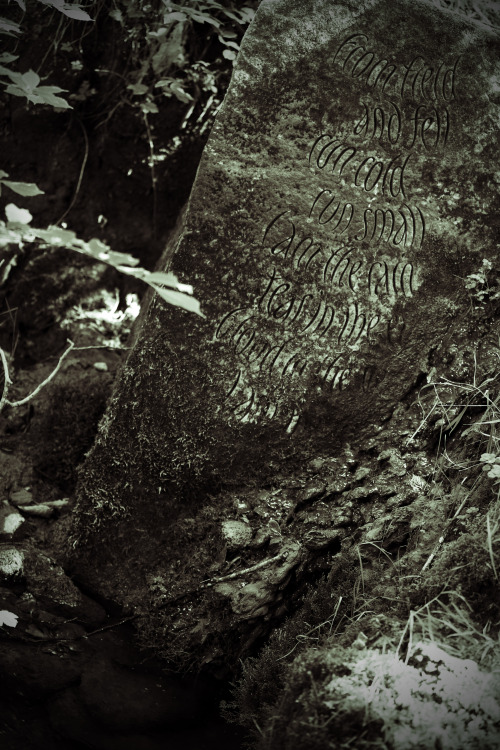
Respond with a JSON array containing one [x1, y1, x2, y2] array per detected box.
[[216, 266, 410, 361], [263, 211, 417, 291], [309, 191, 425, 249], [353, 101, 450, 150], [332, 34, 460, 102], [309, 135, 411, 198]]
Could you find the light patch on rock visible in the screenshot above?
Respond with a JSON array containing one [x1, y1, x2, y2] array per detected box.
[[221, 520, 253, 550], [324, 641, 500, 749], [2, 510, 24, 535], [0, 548, 24, 578]]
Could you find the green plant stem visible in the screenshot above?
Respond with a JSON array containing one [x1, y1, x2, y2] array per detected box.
[[0, 339, 75, 413], [0, 348, 13, 412], [143, 111, 157, 238], [55, 117, 89, 226]]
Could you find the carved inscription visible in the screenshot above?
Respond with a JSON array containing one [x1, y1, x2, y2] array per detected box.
[[331, 34, 459, 102], [215, 33, 460, 429]]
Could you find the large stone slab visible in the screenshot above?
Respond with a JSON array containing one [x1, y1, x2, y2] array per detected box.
[[70, 0, 499, 665]]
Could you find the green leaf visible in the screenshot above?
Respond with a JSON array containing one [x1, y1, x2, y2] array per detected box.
[[34, 227, 77, 245], [151, 285, 204, 317], [0, 17, 21, 35], [238, 8, 255, 23], [220, 39, 240, 51], [2, 180, 44, 197], [22, 70, 41, 90], [0, 66, 21, 82], [163, 11, 187, 23], [39, 0, 92, 21], [0, 610, 18, 628], [33, 85, 71, 108], [481, 453, 498, 463], [487, 465, 500, 480], [219, 28, 238, 38], [190, 12, 220, 28], [109, 9, 123, 23], [155, 78, 174, 88], [140, 100, 159, 114], [220, 9, 245, 23], [59, 5, 92, 21], [146, 271, 181, 287], [127, 83, 149, 96], [5, 203, 32, 224], [86, 240, 140, 267], [10, 88, 47, 105], [0, 53, 18, 64], [169, 81, 193, 103]]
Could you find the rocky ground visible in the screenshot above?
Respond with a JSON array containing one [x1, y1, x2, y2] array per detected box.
[[0, 275, 249, 748], [0, 2, 254, 744], [1, 255, 500, 749]]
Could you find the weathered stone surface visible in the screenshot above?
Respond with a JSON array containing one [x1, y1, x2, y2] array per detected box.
[[20, 548, 106, 627], [0, 546, 24, 580], [221, 519, 253, 550], [70, 0, 500, 667]]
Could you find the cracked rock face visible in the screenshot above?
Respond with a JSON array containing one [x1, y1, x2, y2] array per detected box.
[[69, 0, 499, 670]]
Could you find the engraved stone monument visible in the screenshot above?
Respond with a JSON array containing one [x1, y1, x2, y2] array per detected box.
[[71, 0, 499, 662]]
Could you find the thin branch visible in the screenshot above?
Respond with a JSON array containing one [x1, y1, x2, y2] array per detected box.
[[0, 348, 13, 412], [143, 111, 157, 239], [6, 339, 75, 408], [55, 117, 89, 226], [200, 550, 287, 588]]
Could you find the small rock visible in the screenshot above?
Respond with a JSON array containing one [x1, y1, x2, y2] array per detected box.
[[303, 528, 341, 551], [10, 488, 34, 506], [20, 503, 54, 518], [379, 450, 407, 477], [0, 505, 25, 536], [300, 480, 327, 503], [348, 485, 378, 501], [93, 362, 109, 372], [221, 520, 253, 550], [0, 547, 24, 580], [308, 457, 327, 472], [251, 526, 271, 548], [22, 549, 107, 627], [353, 466, 370, 482]]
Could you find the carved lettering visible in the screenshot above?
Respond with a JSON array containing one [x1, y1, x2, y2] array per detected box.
[[216, 28, 460, 426], [310, 137, 412, 198], [332, 34, 460, 102]]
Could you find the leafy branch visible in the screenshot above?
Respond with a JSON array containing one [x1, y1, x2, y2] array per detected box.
[[1, 194, 203, 317]]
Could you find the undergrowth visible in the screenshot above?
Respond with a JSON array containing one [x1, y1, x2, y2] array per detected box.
[[226, 364, 500, 749]]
